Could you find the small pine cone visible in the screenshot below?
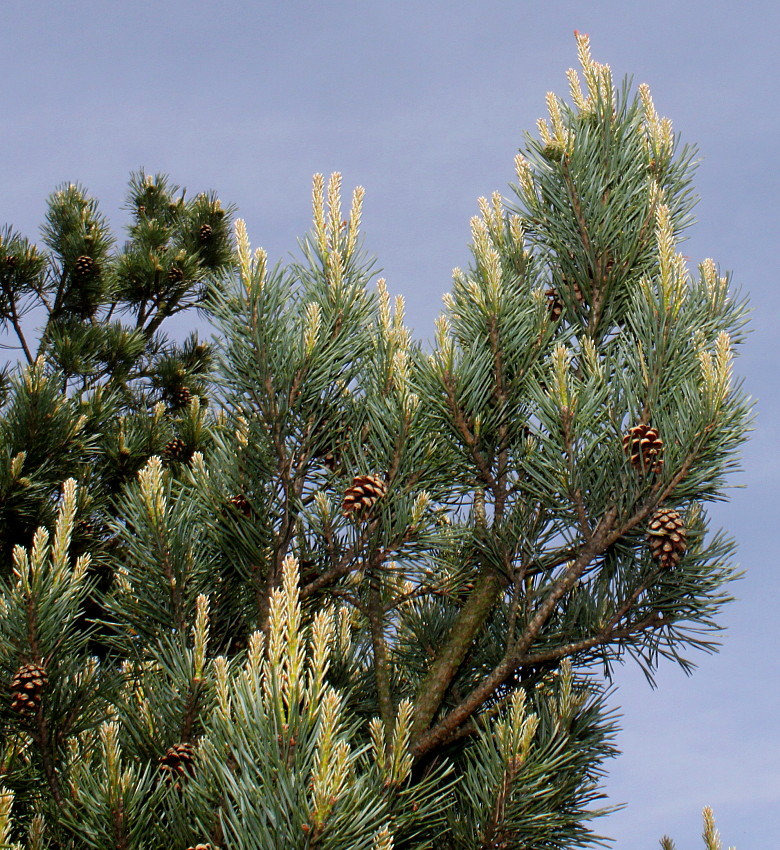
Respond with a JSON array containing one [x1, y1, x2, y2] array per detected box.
[[623, 424, 664, 475], [313, 439, 341, 471], [170, 386, 192, 409], [76, 517, 98, 538], [73, 255, 97, 278], [342, 474, 387, 518], [545, 288, 563, 321], [648, 507, 687, 569], [228, 493, 252, 517], [319, 450, 338, 471], [559, 267, 585, 304], [162, 438, 189, 463], [167, 265, 185, 283], [3, 254, 18, 269], [10, 663, 48, 716], [198, 223, 213, 242], [159, 742, 195, 784]]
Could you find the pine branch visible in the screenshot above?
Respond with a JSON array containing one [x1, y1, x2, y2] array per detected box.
[[412, 508, 617, 758], [411, 570, 505, 743], [3, 290, 33, 364], [367, 571, 395, 735], [442, 369, 497, 490]]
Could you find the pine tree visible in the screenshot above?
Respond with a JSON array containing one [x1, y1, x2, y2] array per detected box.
[[0, 172, 234, 564], [0, 35, 751, 848]]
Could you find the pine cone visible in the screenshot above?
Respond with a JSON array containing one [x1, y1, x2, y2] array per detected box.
[[3, 255, 18, 269], [73, 255, 97, 278], [545, 288, 563, 320], [198, 223, 213, 242], [314, 438, 343, 472], [342, 474, 387, 518], [319, 450, 338, 471], [162, 438, 189, 463], [10, 662, 48, 716], [228, 493, 252, 517], [159, 742, 195, 784], [169, 386, 192, 409], [167, 265, 185, 283], [648, 507, 687, 569], [76, 517, 99, 538], [623, 424, 663, 475]]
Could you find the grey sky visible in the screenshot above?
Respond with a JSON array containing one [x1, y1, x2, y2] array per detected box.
[[2, 1, 778, 845]]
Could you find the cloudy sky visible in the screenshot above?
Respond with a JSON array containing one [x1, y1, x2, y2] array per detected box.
[[2, 1, 778, 845]]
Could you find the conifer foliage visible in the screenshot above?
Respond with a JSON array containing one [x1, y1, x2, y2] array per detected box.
[[0, 36, 750, 848], [0, 172, 233, 563]]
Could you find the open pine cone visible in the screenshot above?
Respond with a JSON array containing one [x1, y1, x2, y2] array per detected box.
[[73, 255, 97, 278], [10, 662, 48, 716], [167, 265, 185, 283], [162, 438, 190, 463], [623, 424, 664, 475], [169, 386, 192, 409], [342, 474, 387, 518], [648, 507, 687, 569], [159, 742, 195, 785], [545, 288, 564, 320], [228, 493, 253, 517]]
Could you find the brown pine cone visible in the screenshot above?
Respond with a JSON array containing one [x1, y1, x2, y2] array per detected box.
[[545, 288, 563, 320], [73, 255, 97, 278], [159, 742, 195, 784], [169, 386, 192, 409], [342, 474, 387, 518], [167, 265, 185, 283], [623, 424, 664, 475], [319, 450, 338, 471], [228, 494, 252, 517], [648, 507, 687, 569], [10, 662, 48, 716], [198, 223, 213, 242], [162, 438, 190, 463], [76, 517, 96, 537]]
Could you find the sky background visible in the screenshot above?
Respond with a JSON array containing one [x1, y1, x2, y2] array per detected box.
[[1, 1, 778, 846]]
